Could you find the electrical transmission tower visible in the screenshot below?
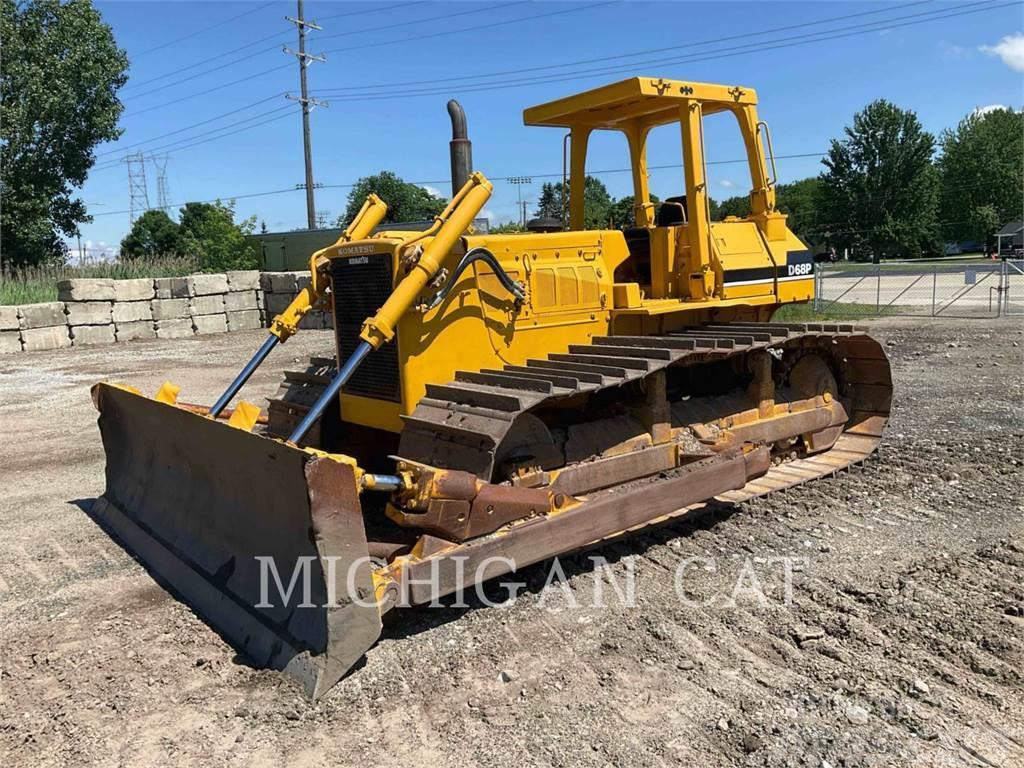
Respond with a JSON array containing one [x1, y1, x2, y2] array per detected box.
[[153, 155, 171, 214], [124, 151, 151, 224], [285, 0, 328, 230]]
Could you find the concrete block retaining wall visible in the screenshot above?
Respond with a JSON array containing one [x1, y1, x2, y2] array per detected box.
[[1, 270, 331, 354]]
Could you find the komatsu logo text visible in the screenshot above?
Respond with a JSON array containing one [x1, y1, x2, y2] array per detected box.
[[346, 256, 370, 265], [337, 243, 375, 256]]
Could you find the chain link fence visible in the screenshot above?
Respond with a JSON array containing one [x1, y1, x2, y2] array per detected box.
[[1005, 260, 1024, 316], [812, 260, 1022, 319]]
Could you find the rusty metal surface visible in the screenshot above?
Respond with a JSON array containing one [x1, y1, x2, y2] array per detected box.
[[91, 383, 380, 699], [549, 442, 678, 496], [389, 467, 552, 541], [398, 449, 759, 604], [304, 458, 383, 698]]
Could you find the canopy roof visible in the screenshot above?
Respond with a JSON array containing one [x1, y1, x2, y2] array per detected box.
[[523, 77, 759, 131]]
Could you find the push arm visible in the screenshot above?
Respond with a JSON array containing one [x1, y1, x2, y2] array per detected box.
[[269, 194, 388, 342], [359, 172, 493, 349], [208, 194, 387, 418], [287, 173, 493, 443]]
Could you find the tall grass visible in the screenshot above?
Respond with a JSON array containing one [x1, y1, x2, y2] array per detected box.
[[773, 301, 907, 322], [0, 255, 199, 305]]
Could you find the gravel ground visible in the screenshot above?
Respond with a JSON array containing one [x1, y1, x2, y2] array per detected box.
[[1, 318, 1022, 767]]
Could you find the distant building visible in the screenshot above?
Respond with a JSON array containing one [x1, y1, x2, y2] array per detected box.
[[250, 218, 491, 271], [995, 219, 1023, 256]]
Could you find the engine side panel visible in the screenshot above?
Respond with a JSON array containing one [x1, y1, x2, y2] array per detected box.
[[331, 222, 815, 435]]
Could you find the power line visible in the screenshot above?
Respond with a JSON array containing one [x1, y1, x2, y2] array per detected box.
[[91, 104, 299, 173], [317, 1, 425, 23], [319, 1, 615, 58], [92, 185, 303, 217], [91, 160, 1006, 224], [97, 2, 968, 168], [320, 0, 932, 94], [115, 1, 611, 121], [86, 3, 1014, 213], [124, 63, 293, 118], [122, 1, 423, 93], [131, 1, 276, 58], [315, 1, 1010, 102], [321, 1, 1009, 102], [314, 1, 524, 46], [125, 50, 288, 102], [121, 2, 520, 103], [95, 94, 282, 158], [94, 105, 296, 169]]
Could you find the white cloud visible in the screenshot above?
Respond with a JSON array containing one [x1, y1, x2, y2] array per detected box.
[[972, 104, 1009, 117], [420, 184, 446, 199], [718, 179, 736, 189], [479, 208, 496, 223], [980, 33, 1024, 72]]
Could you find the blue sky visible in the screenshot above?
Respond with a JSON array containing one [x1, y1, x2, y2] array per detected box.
[[77, 0, 1024, 256]]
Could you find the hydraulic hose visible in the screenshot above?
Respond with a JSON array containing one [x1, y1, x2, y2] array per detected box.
[[423, 247, 526, 311]]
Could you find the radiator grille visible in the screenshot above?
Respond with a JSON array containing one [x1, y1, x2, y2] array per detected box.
[[330, 253, 401, 402]]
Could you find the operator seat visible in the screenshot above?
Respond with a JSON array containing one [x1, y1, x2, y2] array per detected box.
[[655, 196, 688, 227]]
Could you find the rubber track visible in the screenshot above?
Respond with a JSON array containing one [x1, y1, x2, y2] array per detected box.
[[397, 323, 893, 493]]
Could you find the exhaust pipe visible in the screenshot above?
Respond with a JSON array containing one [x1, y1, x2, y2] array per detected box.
[[447, 99, 472, 198]]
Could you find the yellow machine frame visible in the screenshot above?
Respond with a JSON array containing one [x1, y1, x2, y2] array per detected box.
[[91, 80, 887, 702], [292, 78, 815, 434]]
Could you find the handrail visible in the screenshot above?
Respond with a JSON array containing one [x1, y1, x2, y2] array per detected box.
[[757, 120, 778, 189]]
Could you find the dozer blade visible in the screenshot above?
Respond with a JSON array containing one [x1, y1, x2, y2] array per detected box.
[[90, 382, 381, 699]]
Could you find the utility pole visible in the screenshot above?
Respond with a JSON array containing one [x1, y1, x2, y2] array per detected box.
[[285, 0, 327, 230]]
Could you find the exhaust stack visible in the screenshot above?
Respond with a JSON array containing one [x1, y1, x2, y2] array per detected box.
[[447, 99, 472, 198]]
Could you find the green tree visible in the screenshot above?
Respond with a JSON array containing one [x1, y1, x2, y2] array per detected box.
[[489, 221, 526, 234], [534, 182, 563, 220], [339, 171, 446, 226], [120, 210, 182, 259], [818, 100, 940, 260], [0, 0, 128, 267], [711, 179, 821, 239], [775, 177, 822, 238], [608, 194, 660, 228], [534, 176, 613, 229], [938, 108, 1024, 244], [714, 194, 751, 220], [178, 201, 258, 271]]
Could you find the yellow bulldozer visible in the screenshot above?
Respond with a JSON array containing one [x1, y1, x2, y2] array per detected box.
[[91, 77, 892, 698]]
